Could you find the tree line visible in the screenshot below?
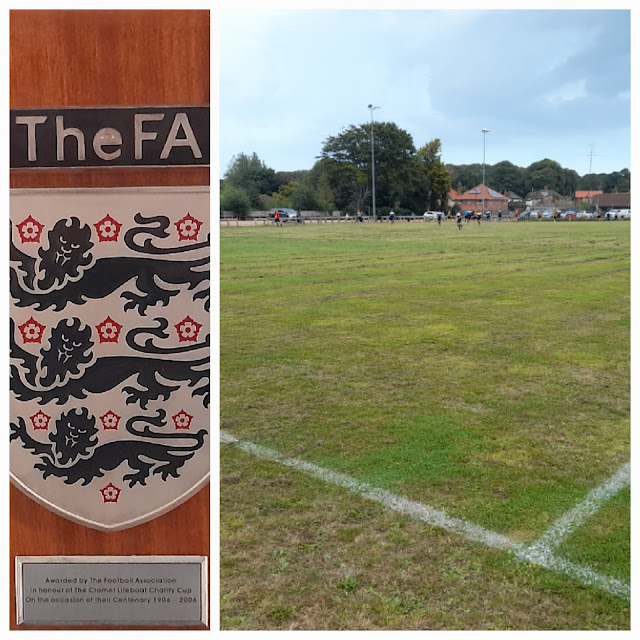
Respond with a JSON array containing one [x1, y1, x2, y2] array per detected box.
[[220, 121, 630, 217], [448, 161, 630, 199]]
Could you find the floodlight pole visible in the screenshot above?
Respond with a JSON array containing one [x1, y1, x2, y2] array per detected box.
[[482, 128, 490, 216], [368, 104, 380, 221]]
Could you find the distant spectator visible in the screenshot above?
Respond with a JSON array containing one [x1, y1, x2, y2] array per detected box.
[[389, 210, 396, 224], [456, 213, 463, 230]]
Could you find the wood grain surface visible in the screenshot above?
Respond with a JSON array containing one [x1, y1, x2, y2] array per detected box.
[[9, 9, 211, 629]]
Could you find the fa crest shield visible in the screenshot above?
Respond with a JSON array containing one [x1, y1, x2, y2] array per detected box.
[[10, 187, 210, 531]]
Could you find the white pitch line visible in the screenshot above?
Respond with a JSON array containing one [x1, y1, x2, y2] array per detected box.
[[514, 546, 630, 601], [524, 462, 630, 553], [221, 431, 630, 600], [221, 431, 515, 550]]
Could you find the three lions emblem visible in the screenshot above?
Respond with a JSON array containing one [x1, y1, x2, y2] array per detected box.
[[10, 187, 210, 530]]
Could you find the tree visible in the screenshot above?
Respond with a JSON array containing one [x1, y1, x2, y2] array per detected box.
[[447, 164, 483, 193], [291, 183, 319, 211], [315, 172, 337, 213], [525, 159, 568, 194], [416, 139, 451, 211], [320, 121, 418, 211], [220, 185, 251, 218], [487, 160, 526, 195], [224, 152, 278, 208]]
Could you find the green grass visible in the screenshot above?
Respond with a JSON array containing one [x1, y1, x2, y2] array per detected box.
[[555, 486, 631, 583], [221, 444, 630, 630], [221, 220, 630, 628]]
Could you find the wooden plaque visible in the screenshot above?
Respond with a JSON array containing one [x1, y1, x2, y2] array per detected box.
[[9, 10, 211, 630]]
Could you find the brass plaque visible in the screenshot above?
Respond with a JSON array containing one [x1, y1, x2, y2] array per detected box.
[[16, 556, 208, 626]]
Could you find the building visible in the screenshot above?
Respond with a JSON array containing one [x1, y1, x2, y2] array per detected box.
[[526, 188, 573, 210], [447, 188, 462, 210], [575, 190, 603, 203], [450, 184, 509, 214], [590, 193, 631, 212]]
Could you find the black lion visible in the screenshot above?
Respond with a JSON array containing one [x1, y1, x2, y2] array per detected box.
[[10, 215, 209, 314], [10, 317, 209, 408], [10, 409, 207, 487]]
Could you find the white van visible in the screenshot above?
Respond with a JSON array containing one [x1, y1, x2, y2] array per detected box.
[[607, 209, 631, 220]]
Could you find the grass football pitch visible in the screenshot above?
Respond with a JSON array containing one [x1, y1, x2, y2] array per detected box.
[[220, 219, 630, 630]]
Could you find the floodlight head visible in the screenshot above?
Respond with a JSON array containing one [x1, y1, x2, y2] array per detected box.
[[482, 128, 491, 133]]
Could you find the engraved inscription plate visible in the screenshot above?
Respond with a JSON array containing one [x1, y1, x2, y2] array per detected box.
[[10, 187, 210, 530], [16, 556, 207, 626]]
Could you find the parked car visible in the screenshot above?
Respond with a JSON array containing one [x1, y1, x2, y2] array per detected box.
[[576, 211, 595, 220], [541, 210, 555, 219], [607, 209, 631, 219], [423, 211, 442, 220], [268, 207, 298, 221]]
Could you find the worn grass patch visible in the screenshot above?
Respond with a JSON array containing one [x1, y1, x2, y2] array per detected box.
[[221, 221, 630, 628]]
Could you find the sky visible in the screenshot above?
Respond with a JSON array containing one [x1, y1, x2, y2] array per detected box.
[[220, 8, 631, 178]]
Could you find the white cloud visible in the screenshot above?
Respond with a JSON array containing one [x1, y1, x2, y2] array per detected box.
[[543, 79, 588, 105]]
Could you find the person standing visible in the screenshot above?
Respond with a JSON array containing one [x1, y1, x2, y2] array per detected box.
[[274, 211, 281, 226], [456, 212, 463, 230], [389, 210, 395, 224], [437, 212, 442, 226]]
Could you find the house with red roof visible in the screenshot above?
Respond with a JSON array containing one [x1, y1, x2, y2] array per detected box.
[[575, 190, 603, 203], [450, 184, 509, 214]]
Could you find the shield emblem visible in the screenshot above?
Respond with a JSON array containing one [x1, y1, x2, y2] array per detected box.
[[10, 186, 210, 531]]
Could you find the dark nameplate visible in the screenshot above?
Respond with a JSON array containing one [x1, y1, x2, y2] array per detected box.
[[16, 556, 208, 626], [10, 106, 209, 168]]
